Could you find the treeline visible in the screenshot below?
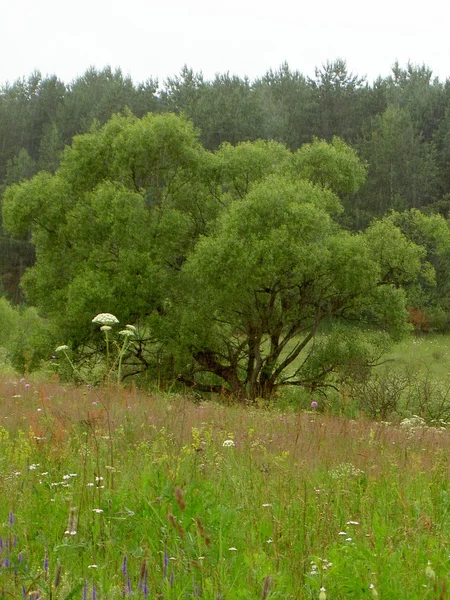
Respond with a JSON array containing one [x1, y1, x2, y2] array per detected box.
[[1, 59, 450, 302]]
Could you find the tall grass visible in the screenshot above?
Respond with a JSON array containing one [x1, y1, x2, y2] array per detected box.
[[0, 375, 448, 598]]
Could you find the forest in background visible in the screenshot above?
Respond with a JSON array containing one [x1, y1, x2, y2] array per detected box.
[[2, 59, 450, 305], [3, 59, 450, 398]]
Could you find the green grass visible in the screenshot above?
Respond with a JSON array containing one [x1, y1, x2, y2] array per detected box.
[[0, 373, 448, 599], [386, 333, 450, 377]]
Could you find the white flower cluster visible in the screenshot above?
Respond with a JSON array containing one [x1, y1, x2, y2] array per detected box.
[[92, 313, 119, 325], [330, 462, 364, 481], [55, 345, 69, 353], [400, 415, 427, 429]]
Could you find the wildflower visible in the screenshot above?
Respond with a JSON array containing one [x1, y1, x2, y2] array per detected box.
[[122, 555, 128, 576], [92, 313, 119, 325], [311, 401, 318, 408], [87, 565, 98, 569], [228, 547, 238, 551], [8, 510, 14, 526], [100, 325, 112, 331], [262, 503, 272, 507], [43, 551, 49, 575], [119, 329, 135, 337], [346, 520, 360, 525], [163, 549, 169, 578], [319, 586, 327, 600], [25, 384, 31, 389], [369, 583, 379, 599], [92, 509, 104, 513], [55, 345, 69, 353], [425, 560, 436, 581], [223, 440, 235, 447], [126, 324, 136, 331]]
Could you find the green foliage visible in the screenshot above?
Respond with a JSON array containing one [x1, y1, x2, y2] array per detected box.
[[294, 135, 367, 197], [1, 112, 429, 397], [0, 297, 55, 373]]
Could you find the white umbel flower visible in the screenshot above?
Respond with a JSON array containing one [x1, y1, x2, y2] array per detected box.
[[222, 440, 235, 447], [119, 329, 135, 337], [92, 313, 119, 325], [55, 345, 69, 353]]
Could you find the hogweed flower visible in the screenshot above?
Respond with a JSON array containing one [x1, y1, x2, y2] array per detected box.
[[92, 313, 119, 325], [223, 440, 235, 447], [100, 325, 112, 332], [55, 345, 69, 353], [119, 329, 135, 337]]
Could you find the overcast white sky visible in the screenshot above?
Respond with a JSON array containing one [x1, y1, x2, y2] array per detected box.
[[2, 0, 450, 87]]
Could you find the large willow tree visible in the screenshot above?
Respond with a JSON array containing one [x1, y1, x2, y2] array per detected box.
[[2, 111, 432, 398]]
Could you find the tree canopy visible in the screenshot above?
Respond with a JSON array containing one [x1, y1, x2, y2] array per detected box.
[[2, 111, 438, 398]]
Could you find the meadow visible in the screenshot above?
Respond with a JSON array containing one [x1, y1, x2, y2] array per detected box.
[[0, 336, 449, 599]]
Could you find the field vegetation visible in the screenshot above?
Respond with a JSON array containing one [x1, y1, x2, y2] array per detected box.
[[2, 60, 450, 598], [0, 359, 449, 599]]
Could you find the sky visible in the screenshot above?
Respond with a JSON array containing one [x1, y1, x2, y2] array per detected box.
[[2, 0, 450, 87]]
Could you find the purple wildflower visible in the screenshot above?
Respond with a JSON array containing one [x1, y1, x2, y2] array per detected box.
[[13, 535, 18, 547], [163, 549, 169, 579], [126, 573, 132, 595], [139, 559, 148, 599], [121, 555, 127, 576], [44, 551, 49, 575], [83, 580, 87, 600], [9, 510, 14, 526], [92, 583, 97, 600], [311, 401, 318, 409], [18, 552, 23, 563], [3, 557, 10, 568], [25, 384, 31, 389], [21, 585, 26, 599]]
